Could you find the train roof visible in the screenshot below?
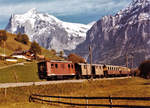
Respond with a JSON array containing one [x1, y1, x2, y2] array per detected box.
[[38, 60, 73, 63], [77, 63, 129, 69], [77, 63, 103, 66]]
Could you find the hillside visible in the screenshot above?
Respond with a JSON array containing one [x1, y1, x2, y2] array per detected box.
[[0, 31, 62, 63]]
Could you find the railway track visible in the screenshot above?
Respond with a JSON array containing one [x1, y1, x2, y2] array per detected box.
[[0, 77, 131, 88]]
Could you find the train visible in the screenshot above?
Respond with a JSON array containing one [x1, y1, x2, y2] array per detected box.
[[38, 60, 131, 80]]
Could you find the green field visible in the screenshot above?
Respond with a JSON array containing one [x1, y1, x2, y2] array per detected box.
[[0, 62, 40, 83], [0, 77, 150, 108]]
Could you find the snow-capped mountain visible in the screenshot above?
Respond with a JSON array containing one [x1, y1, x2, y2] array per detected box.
[[75, 0, 150, 67], [6, 8, 92, 52]]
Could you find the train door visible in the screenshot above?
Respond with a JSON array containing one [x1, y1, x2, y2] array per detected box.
[[38, 62, 47, 79], [103, 65, 108, 77], [75, 63, 82, 79], [92, 66, 96, 76]]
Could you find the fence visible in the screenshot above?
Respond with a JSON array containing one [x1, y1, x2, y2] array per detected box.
[[29, 94, 150, 108]]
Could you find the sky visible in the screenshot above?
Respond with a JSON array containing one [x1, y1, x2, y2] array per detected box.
[[0, 0, 131, 29]]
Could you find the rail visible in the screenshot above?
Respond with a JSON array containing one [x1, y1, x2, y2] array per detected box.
[[29, 94, 150, 108]]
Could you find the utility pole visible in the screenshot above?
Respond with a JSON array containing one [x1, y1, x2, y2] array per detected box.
[[89, 45, 93, 79], [126, 53, 128, 68], [131, 53, 134, 69], [3, 41, 5, 60]]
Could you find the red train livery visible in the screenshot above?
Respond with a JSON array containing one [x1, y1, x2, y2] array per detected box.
[[38, 60, 75, 80], [38, 60, 131, 80]]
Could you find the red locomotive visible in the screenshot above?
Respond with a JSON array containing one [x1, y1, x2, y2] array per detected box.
[[38, 60, 131, 80], [38, 60, 76, 80]]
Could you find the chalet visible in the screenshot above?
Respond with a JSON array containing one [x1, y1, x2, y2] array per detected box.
[[11, 50, 35, 60]]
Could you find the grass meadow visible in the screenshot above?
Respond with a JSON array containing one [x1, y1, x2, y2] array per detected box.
[[0, 62, 40, 83], [0, 77, 150, 108]]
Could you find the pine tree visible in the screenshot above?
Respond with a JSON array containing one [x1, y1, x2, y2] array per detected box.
[[68, 53, 85, 63]]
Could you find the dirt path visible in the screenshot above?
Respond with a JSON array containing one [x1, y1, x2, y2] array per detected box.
[[0, 77, 131, 88], [0, 62, 25, 69]]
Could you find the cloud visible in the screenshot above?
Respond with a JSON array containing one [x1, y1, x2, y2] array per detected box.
[[0, 0, 131, 28], [0, 0, 130, 16]]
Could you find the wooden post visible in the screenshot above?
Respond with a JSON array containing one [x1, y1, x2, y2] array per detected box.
[[58, 96, 60, 102], [4, 88, 7, 97], [14, 71, 18, 83], [86, 96, 88, 108], [70, 97, 72, 104], [109, 95, 112, 108], [42, 97, 44, 104]]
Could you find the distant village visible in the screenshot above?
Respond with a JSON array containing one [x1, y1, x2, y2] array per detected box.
[[0, 50, 45, 62]]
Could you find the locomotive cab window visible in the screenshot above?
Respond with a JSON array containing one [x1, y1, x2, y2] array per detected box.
[[55, 64, 58, 68], [84, 65, 87, 69], [68, 64, 70, 68], [51, 64, 54, 68], [72, 64, 74, 68]]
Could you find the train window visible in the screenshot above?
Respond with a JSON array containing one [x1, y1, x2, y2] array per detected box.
[[68, 64, 70, 68], [100, 66, 102, 69], [72, 64, 74, 68], [55, 64, 58, 68], [51, 64, 54, 68]]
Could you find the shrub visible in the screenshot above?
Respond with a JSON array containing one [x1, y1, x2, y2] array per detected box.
[[68, 53, 85, 63], [15, 32, 29, 45], [139, 60, 150, 79]]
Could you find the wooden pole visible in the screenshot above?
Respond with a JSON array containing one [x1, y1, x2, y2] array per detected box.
[[86, 96, 88, 108], [89, 45, 93, 79], [131, 55, 134, 69], [4, 88, 7, 97], [12, 71, 18, 83], [109, 95, 112, 108]]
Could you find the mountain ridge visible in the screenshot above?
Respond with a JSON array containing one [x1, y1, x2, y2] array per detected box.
[[5, 8, 92, 52], [75, 0, 150, 67]]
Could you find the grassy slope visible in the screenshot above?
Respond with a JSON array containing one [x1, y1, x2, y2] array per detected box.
[[0, 32, 62, 67], [0, 77, 150, 107], [0, 32, 62, 58], [0, 32, 29, 55], [0, 62, 40, 83]]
